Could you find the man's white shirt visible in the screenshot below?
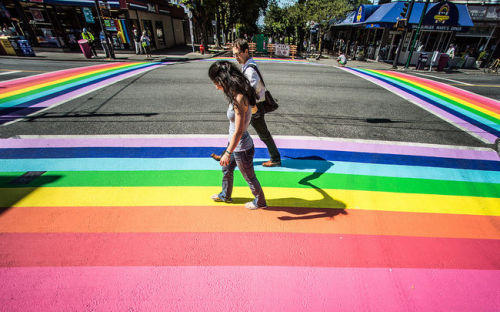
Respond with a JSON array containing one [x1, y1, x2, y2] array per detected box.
[[242, 58, 266, 102]]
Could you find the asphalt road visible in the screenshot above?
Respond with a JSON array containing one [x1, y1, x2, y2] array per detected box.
[[0, 58, 498, 148]]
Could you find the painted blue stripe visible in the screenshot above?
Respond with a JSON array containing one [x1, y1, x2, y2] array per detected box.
[[1, 158, 499, 184], [352, 68, 500, 137], [0, 63, 159, 109], [0, 147, 499, 171]]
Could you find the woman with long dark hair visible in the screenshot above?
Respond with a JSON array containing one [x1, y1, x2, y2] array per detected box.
[[208, 60, 267, 210]]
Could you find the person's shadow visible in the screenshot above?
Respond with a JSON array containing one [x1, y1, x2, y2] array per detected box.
[[235, 156, 348, 221]]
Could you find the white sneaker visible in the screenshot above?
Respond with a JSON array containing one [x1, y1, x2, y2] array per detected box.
[[245, 201, 266, 210]]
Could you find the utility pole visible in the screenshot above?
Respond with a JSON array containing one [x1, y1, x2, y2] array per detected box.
[[94, 0, 115, 58], [392, 0, 414, 69], [405, 0, 430, 69]]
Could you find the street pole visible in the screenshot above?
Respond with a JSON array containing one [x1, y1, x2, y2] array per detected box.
[[94, 0, 115, 58], [405, 0, 430, 69], [392, 0, 415, 69]]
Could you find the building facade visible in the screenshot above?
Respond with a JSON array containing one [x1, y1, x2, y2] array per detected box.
[[0, 0, 186, 51]]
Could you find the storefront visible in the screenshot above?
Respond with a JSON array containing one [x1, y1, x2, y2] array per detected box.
[[0, 0, 185, 51], [126, 0, 185, 50], [332, 1, 474, 66]]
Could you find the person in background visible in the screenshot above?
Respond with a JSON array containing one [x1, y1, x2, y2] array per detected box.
[[140, 30, 152, 59], [337, 52, 347, 66], [208, 60, 268, 210], [133, 28, 142, 54], [99, 31, 111, 58], [81, 28, 97, 57]]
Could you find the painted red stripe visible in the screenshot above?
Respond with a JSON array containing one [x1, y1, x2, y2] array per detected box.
[[1, 232, 498, 269]]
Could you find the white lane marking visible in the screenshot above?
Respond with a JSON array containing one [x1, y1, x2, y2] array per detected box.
[[2, 64, 164, 127], [12, 134, 493, 152], [337, 66, 492, 144], [0, 70, 21, 76], [410, 72, 473, 86]]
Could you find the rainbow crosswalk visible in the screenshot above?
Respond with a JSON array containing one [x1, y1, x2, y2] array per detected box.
[[1, 135, 499, 311], [343, 68, 500, 144], [208, 56, 321, 65], [0, 62, 170, 125]]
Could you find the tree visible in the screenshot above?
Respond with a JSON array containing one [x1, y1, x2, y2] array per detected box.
[[305, 0, 349, 58], [182, 0, 268, 45]]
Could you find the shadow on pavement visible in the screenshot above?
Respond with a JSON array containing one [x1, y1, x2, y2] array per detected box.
[[238, 155, 347, 221], [0, 173, 61, 215]]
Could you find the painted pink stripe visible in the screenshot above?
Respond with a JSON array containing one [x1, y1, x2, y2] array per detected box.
[[385, 70, 500, 111], [1, 64, 165, 122], [0, 266, 498, 312], [0, 63, 130, 88], [344, 67, 498, 144], [0, 136, 497, 161]]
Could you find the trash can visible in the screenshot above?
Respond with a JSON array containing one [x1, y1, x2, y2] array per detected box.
[[17, 39, 36, 57], [416, 52, 428, 70], [78, 39, 92, 59], [437, 53, 449, 71]]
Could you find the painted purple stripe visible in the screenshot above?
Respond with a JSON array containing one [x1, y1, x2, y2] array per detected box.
[[0, 136, 497, 161], [0, 266, 498, 312], [0, 64, 168, 125], [342, 67, 498, 144]]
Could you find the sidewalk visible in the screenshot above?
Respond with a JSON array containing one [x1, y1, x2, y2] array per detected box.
[[0, 45, 220, 63], [313, 54, 486, 75]]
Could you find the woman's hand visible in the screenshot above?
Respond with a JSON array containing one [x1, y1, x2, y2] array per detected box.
[[220, 151, 230, 167]]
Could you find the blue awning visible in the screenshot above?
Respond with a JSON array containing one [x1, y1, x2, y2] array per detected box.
[[334, 10, 357, 26], [363, 1, 473, 31]]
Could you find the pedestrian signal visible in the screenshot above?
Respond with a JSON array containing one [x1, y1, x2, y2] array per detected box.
[[401, 1, 410, 18]]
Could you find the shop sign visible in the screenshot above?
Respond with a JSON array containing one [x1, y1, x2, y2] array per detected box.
[[104, 19, 117, 31], [119, 0, 127, 10], [421, 1, 459, 31], [356, 6, 363, 23], [485, 6, 500, 20], [147, 3, 156, 13], [29, 8, 45, 21], [274, 44, 290, 57], [82, 7, 94, 24], [468, 6, 487, 19]]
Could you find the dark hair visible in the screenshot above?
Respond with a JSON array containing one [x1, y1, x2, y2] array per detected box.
[[233, 38, 249, 53], [208, 60, 256, 109]]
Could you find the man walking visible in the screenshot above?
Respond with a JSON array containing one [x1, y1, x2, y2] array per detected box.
[[213, 38, 281, 167]]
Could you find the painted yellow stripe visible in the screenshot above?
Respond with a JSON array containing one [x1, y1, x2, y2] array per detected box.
[[0, 63, 140, 99], [371, 69, 500, 119], [2, 186, 499, 216]]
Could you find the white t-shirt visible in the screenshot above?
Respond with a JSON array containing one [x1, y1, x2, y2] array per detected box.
[[337, 54, 347, 65], [242, 58, 266, 103]]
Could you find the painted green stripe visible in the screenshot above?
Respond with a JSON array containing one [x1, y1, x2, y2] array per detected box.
[[1, 170, 498, 198], [364, 69, 500, 125], [0, 63, 147, 104]]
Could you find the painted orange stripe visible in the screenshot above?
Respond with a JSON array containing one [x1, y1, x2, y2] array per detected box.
[[1, 205, 499, 239]]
